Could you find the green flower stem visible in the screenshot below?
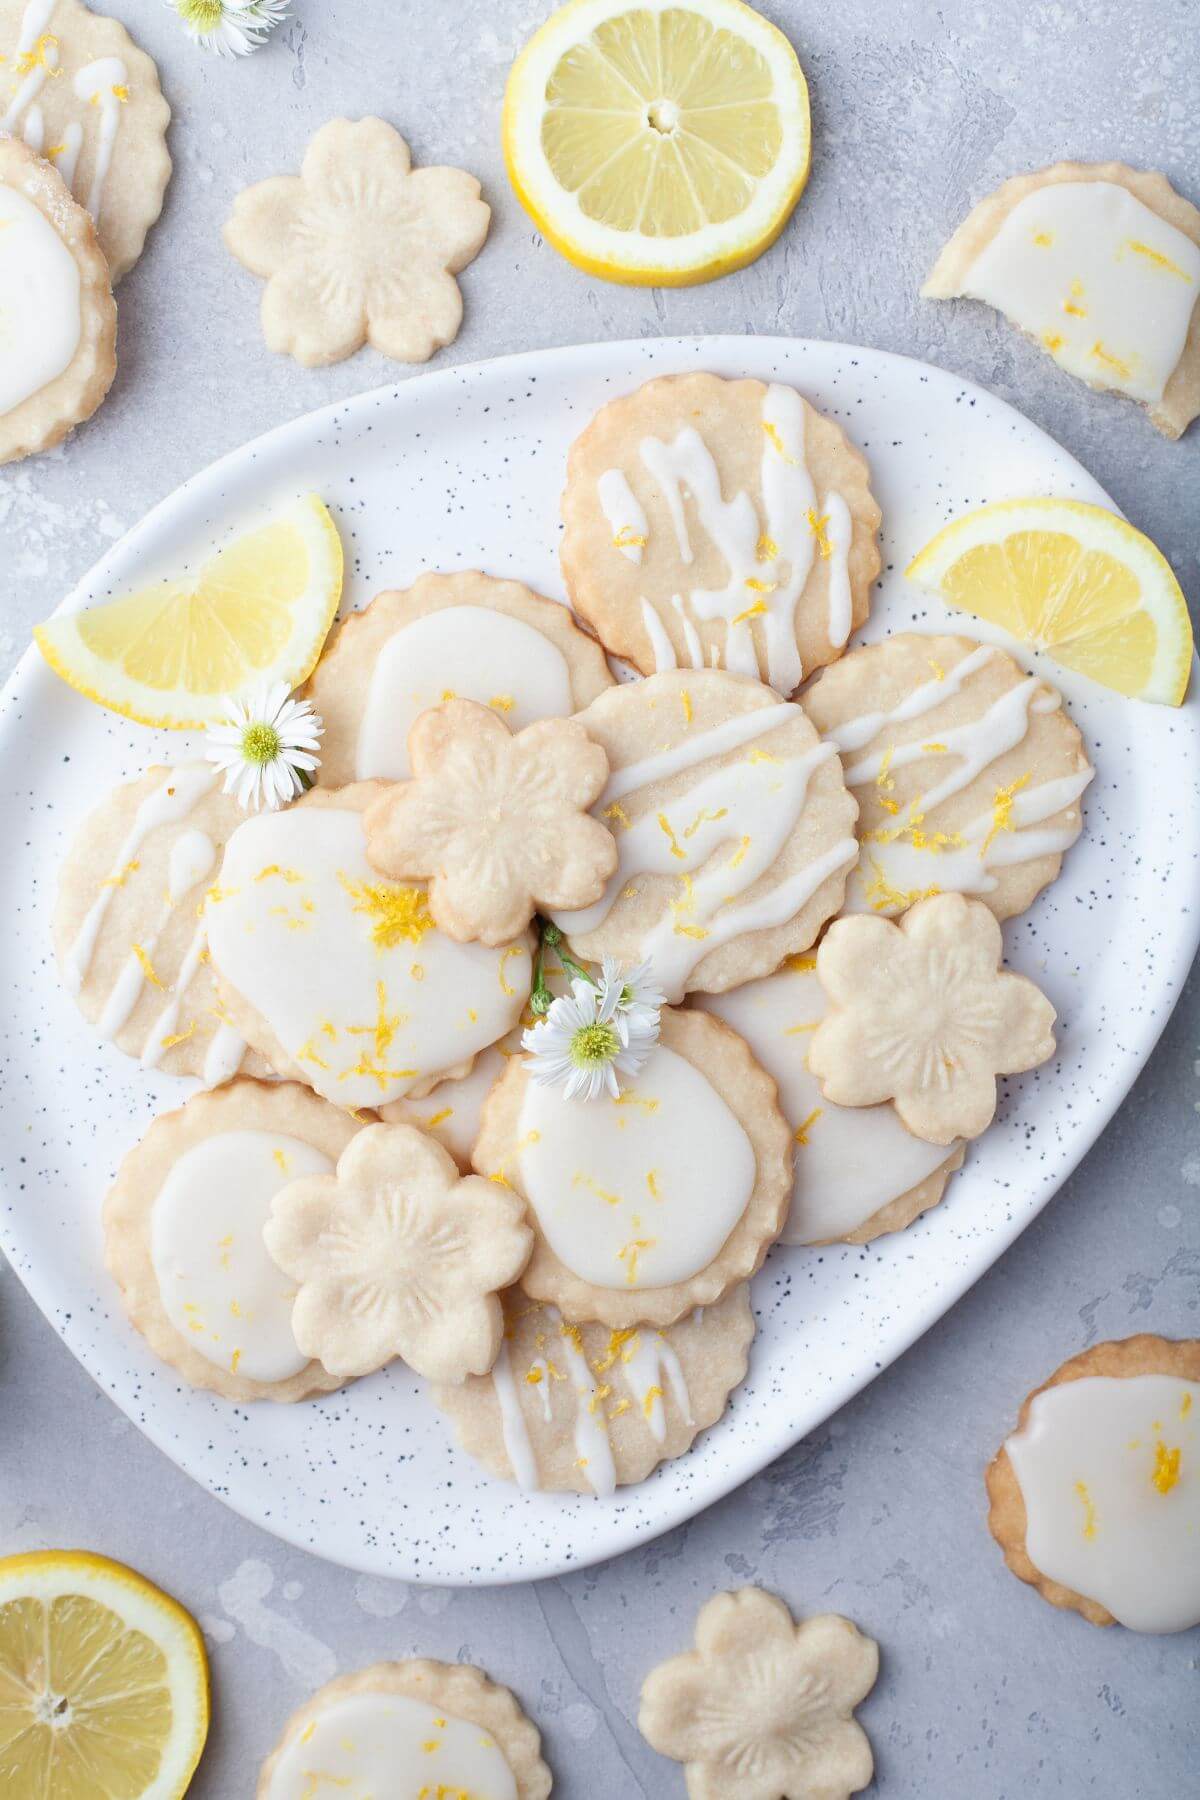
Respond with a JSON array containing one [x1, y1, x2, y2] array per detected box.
[[530, 918, 594, 1015]]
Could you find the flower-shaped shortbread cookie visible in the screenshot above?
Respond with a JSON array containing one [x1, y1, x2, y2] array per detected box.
[[365, 699, 617, 946], [264, 1123, 532, 1383], [223, 116, 490, 367], [639, 1588, 878, 1800], [808, 893, 1056, 1145]]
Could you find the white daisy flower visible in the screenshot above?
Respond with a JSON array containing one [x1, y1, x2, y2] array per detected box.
[[205, 681, 323, 812], [166, 0, 290, 58], [522, 975, 653, 1103], [600, 954, 665, 1048]]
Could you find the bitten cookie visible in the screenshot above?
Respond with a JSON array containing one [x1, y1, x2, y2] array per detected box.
[[433, 1282, 754, 1496], [0, 134, 115, 464], [550, 669, 859, 1003], [103, 1079, 362, 1403], [639, 1588, 878, 1800], [257, 1661, 551, 1800], [809, 894, 1057, 1145], [53, 762, 270, 1085], [986, 1335, 1200, 1632], [204, 783, 532, 1112], [475, 1006, 791, 1328], [0, 0, 171, 281], [923, 161, 1200, 440], [561, 372, 882, 692], [803, 633, 1092, 921], [698, 957, 964, 1245], [306, 570, 614, 785]]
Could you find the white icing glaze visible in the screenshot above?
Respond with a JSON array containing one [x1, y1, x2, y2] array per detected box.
[[355, 604, 574, 780], [842, 676, 1055, 812], [620, 1327, 691, 1444], [957, 182, 1200, 404], [384, 1042, 507, 1166], [53, 119, 83, 191], [1, 0, 60, 134], [641, 597, 676, 671], [21, 101, 42, 151], [151, 1130, 331, 1384], [100, 826, 219, 1047], [699, 964, 955, 1242], [556, 1313, 618, 1497], [73, 56, 127, 224], [603, 701, 798, 802], [671, 592, 704, 667], [491, 1340, 540, 1492], [203, 1022, 249, 1090], [597, 465, 648, 563], [261, 1690, 518, 1800], [205, 806, 529, 1109], [0, 179, 81, 417], [517, 1044, 755, 1290], [825, 644, 997, 755], [1005, 1373, 1200, 1633]]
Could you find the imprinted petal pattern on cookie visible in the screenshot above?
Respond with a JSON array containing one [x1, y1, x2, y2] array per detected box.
[[223, 117, 490, 368], [639, 1588, 878, 1800], [263, 1122, 532, 1383]]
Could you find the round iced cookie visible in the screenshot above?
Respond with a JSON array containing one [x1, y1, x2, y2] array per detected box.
[[802, 633, 1093, 921], [922, 162, 1200, 441], [0, 0, 171, 282], [560, 371, 882, 694], [475, 1006, 791, 1328], [549, 669, 858, 1003], [0, 134, 114, 464], [102, 1079, 361, 1403], [258, 1661, 551, 1800], [53, 762, 271, 1086], [306, 570, 614, 785], [697, 959, 964, 1245], [434, 1282, 754, 1497], [204, 783, 532, 1113], [986, 1336, 1200, 1632]]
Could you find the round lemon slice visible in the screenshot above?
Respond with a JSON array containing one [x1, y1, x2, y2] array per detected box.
[[906, 497, 1194, 706], [35, 494, 344, 729], [0, 1550, 210, 1799], [503, 0, 811, 286]]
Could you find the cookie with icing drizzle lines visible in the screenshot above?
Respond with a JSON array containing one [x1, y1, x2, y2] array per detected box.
[[475, 1005, 791, 1328], [53, 762, 271, 1086], [204, 783, 532, 1113], [550, 668, 859, 1004], [560, 371, 882, 691], [0, 0, 171, 282], [103, 1079, 362, 1404], [306, 569, 613, 786], [433, 1282, 754, 1498], [803, 632, 1093, 920], [986, 1335, 1200, 1632], [257, 1660, 552, 1800]]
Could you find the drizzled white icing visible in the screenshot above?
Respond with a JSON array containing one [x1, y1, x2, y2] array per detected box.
[[1, 5, 131, 223], [205, 805, 530, 1109], [825, 644, 997, 755], [953, 182, 1200, 404], [516, 1045, 755, 1290], [151, 1130, 331, 1384], [597, 465, 648, 564], [841, 676, 1058, 812], [355, 605, 574, 780], [0, 179, 81, 416], [1005, 1373, 1200, 1633], [699, 964, 955, 1242], [1, 0, 60, 134], [641, 596, 677, 671], [73, 57, 127, 224], [261, 1690, 518, 1800]]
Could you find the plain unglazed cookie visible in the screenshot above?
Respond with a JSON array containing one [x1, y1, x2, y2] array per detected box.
[[802, 633, 1092, 920], [986, 1335, 1200, 1632], [698, 957, 964, 1245], [0, 134, 115, 464], [204, 783, 532, 1113], [923, 162, 1200, 439], [639, 1588, 878, 1800], [433, 1281, 754, 1497], [257, 1660, 552, 1800], [560, 371, 882, 693], [53, 762, 270, 1085], [809, 894, 1057, 1145], [549, 669, 859, 1004], [224, 116, 490, 368], [103, 1079, 362, 1403], [307, 570, 614, 786], [0, 0, 171, 281], [475, 1005, 791, 1328]]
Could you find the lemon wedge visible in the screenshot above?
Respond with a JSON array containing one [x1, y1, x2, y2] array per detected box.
[[35, 494, 343, 729], [0, 1550, 210, 1799], [906, 498, 1193, 705], [503, 0, 811, 286]]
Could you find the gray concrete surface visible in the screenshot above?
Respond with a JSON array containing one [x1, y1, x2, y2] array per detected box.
[[1, 2, 1197, 1793]]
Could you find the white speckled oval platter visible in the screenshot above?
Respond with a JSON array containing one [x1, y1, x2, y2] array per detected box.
[[1, 337, 1197, 1584]]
